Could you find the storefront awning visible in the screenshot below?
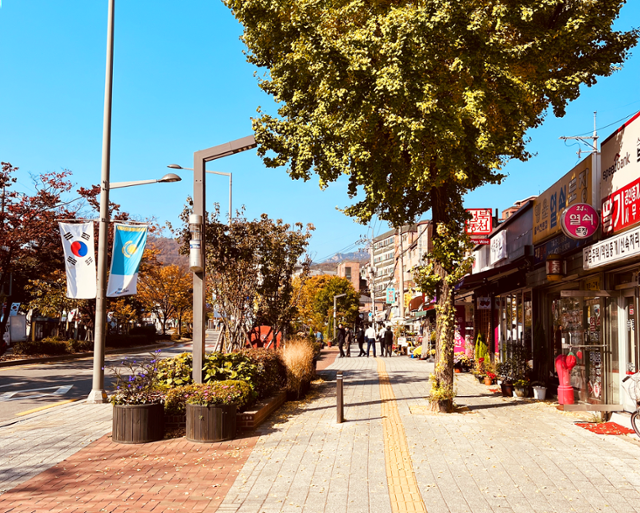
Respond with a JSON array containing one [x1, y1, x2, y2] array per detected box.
[[455, 258, 529, 295]]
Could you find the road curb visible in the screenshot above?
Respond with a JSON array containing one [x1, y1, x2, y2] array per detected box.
[[0, 340, 190, 368]]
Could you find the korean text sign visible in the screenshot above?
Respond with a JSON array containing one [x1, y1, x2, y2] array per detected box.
[[532, 156, 591, 244]]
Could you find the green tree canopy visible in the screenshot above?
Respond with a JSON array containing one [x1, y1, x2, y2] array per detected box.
[[226, 0, 637, 225]]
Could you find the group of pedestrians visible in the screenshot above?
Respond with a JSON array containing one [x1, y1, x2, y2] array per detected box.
[[335, 323, 394, 358]]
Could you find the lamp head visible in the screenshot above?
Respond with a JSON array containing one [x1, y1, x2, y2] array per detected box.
[[158, 173, 182, 183], [167, 164, 183, 170]]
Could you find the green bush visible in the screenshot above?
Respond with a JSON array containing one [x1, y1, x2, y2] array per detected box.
[[164, 380, 255, 415], [13, 337, 70, 355], [155, 352, 194, 387], [241, 348, 287, 399], [203, 352, 257, 386], [66, 339, 93, 352], [105, 334, 149, 348], [156, 350, 287, 400]]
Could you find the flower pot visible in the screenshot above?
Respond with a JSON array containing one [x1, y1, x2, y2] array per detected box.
[[112, 403, 164, 444], [455, 368, 461, 374], [514, 387, 527, 398], [501, 384, 514, 397], [533, 386, 547, 401], [186, 403, 237, 443], [484, 377, 493, 386]]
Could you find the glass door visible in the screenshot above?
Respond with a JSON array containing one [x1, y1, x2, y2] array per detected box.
[[622, 293, 638, 412]]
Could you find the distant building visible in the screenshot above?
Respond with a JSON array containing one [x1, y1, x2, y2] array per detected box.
[[337, 261, 364, 292], [365, 221, 432, 306]]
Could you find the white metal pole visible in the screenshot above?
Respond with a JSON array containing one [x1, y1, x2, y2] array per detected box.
[[88, 0, 115, 404]]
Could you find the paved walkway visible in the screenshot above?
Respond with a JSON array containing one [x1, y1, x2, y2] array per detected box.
[[3, 353, 640, 512]]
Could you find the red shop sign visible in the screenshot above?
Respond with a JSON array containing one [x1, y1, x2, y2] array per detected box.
[[601, 175, 640, 235], [560, 203, 599, 240]]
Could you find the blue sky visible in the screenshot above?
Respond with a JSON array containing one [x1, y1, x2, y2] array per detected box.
[[1, 1, 639, 261]]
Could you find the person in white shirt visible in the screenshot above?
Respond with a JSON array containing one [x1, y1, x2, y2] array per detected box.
[[365, 325, 377, 357]]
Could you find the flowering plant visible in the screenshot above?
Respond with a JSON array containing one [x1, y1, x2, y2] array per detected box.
[[514, 378, 529, 388], [110, 351, 164, 405], [486, 372, 496, 380], [454, 352, 471, 367], [164, 380, 255, 415]]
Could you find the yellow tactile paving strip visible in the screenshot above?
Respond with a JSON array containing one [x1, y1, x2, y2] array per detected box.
[[377, 358, 427, 513]]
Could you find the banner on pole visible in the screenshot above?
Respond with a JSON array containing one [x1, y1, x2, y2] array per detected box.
[[107, 224, 148, 297], [59, 222, 97, 299]]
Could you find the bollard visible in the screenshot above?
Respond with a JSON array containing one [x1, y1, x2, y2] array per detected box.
[[337, 371, 344, 423]]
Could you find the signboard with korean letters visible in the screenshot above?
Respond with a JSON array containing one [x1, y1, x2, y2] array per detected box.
[[490, 231, 508, 265], [465, 208, 492, 245], [583, 225, 640, 270], [532, 156, 592, 244], [600, 112, 640, 235]]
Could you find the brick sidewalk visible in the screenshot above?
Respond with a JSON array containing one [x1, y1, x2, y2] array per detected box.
[[0, 432, 259, 513]]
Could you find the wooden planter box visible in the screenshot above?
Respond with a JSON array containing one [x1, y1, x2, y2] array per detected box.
[[236, 391, 286, 430], [112, 403, 164, 444], [186, 403, 237, 443]]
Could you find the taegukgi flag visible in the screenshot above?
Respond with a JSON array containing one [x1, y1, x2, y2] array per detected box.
[[107, 224, 148, 297], [59, 222, 97, 299]]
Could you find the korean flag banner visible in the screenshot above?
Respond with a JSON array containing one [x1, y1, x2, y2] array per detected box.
[[107, 224, 148, 297], [59, 222, 97, 299]]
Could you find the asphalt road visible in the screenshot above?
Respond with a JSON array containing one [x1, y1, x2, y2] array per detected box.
[[0, 334, 219, 422]]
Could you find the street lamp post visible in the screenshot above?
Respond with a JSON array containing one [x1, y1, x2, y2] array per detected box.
[[167, 164, 233, 226], [86, 173, 181, 403], [190, 135, 257, 384], [333, 293, 347, 342]]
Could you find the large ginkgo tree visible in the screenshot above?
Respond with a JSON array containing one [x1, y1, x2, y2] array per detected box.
[[224, 0, 638, 411]]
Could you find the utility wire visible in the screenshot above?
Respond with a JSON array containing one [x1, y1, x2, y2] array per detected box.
[[569, 111, 637, 138]]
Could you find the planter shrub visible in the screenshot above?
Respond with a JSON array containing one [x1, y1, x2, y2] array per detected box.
[[156, 352, 194, 388], [241, 348, 287, 399], [165, 380, 255, 416]]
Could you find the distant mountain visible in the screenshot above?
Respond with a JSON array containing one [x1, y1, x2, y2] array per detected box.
[[318, 249, 369, 264], [148, 236, 188, 269]]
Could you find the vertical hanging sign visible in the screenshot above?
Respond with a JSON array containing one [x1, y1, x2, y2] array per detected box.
[[59, 222, 97, 299], [107, 224, 148, 297]]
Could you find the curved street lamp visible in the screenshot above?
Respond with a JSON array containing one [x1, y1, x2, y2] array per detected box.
[[167, 164, 233, 227], [87, 172, 182, 404]]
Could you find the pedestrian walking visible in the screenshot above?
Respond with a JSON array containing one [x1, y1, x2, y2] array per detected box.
[[337, 324, 346, 358], [316, 330, 324, 349], [345, 328, 352, 357], [356, 327, 366, 356], [384, 325, 394, 357], [365, 324, 376, 357]]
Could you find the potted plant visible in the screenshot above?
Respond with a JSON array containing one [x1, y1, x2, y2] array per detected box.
[[484, 371, 496, 386], [184, 380, 254, 443], [513, 378, 529, 398], [110, 351, 165, 444], [531, 381, 547, 400]]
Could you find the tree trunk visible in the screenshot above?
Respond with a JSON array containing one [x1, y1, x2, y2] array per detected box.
[[430, 185, 457, 413]]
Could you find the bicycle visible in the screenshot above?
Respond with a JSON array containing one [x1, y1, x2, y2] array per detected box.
[[622, 372, 640, 437]]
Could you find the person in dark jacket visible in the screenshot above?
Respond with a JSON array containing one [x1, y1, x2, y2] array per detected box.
[[356, 327, 366, 356], [337, 324, 346, 357], [345, 327, 352, 357], [384, 326, 394, 357]]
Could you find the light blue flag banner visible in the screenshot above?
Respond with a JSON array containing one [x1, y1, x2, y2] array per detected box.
[[107, 224, 148, 297]]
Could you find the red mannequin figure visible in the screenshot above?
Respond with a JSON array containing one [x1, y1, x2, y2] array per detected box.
[[555, 354, 577, 404]]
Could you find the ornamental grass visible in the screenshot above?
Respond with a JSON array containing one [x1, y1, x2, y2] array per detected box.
[[280, 338, 315, 398]]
